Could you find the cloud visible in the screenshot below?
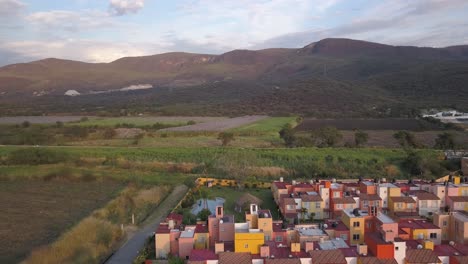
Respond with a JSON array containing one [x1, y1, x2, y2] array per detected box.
[[26, 10, 115, 32], [255, 0, 468, 48], [0, 39, 163, 64], [0, 0, 25, 17], [109, 0, 144, 16]]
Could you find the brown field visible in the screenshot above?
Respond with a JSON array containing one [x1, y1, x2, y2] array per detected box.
[[295, 118, 442, 131], [0, 180, 122, 263], [161, 115, 269, 132], [339, 130, 468, 148]]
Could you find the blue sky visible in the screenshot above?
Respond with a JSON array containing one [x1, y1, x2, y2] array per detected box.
[[1, 0, 468, 65]]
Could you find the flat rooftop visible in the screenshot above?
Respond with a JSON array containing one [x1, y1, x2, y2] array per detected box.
[[297, 227, 326, 236], [319, 238, 349, 250], [343, 209, 369, 218], [377, 213, 396, 224]]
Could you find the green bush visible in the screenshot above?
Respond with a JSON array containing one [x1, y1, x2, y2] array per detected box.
[[7, 148, 69, 165]]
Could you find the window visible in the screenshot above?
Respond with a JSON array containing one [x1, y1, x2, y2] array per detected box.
[[353, 222, 360, 227], [443, 221, 448, 227], [396, 203, 402, 209], [395, 247, 399, 251], [336, 204, 343, 209], [421, 200, 428, 208], [244, 244, 249, 248], [353, 234, 360, 241], [334, 192, 340, 198], [316, 202, 321, 209], [430, 233, 437, 239], [265, 235, 270, 241], [275, 236, 283, 242]]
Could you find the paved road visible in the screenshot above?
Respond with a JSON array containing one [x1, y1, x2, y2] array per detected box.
[[106, 185, 188, 264]]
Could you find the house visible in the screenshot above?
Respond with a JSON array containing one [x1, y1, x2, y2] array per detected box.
[[234, 229, 265, 254], [331, 196, 358, 218], [342, 209, 371, 245], [388, 196, 417, 218], [359, 193, 383, 215], [446, 196, 468, 211], [378, 183, 401, 211], [300, 192, 324, 220], [409, 191, 441, 217], [208, 206, 235, 246], [218, 252, 252, 264], [398, 219, 441, 245], [433, 211, 468, 244]]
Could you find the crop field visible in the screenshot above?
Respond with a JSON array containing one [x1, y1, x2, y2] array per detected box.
[[0, 180, 122, 263], [295, 118, 443, 131], [161, 115, 268, 132], [0, 116, 84, 124], [230, 116, 297, 134], [70, 116, 225, 127]]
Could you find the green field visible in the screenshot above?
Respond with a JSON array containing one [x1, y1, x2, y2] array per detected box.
[[231, 117, 297, 134]]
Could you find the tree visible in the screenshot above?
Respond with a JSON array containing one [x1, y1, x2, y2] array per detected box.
[[403, 151, 424, 176], [354, 130, 369, 147], [393, 131, 419, 148], [279, 124, 296, 147], [218, 132, 235, 146], [197, 208, 212, 221], [434, 132, 456, 149], [311, 126, 342, 147], [309, 212, 316, 223], [300, 207, 308, 223]]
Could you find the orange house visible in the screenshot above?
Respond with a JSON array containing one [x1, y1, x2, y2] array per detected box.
[[364, 232, 394, 259]]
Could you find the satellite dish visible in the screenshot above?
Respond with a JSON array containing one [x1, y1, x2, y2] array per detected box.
[[417, 245, 423, 249], [323, 224, 328, 229], [449, 241, 455, 246]]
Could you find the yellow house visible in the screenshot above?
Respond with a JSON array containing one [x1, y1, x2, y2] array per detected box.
[[436, 175, 461, 184], [388, 196, 417, 216], [300, 193, 324, 220], [155, 224, 171, 259], [235, 230, 265, 254], [194, 224, 210, 249], [342, 209, 366, 245]]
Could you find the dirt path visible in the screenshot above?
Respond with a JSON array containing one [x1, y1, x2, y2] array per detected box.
[[105, 185, 188, 264]]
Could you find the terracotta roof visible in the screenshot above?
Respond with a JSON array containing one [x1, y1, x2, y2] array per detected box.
[[218, 252, 252, 264], [273, 182, 289, 189], [265, 259, 300, 264], [390, 196, 416, 203], [359, 193, 382, 201], [301, 194, 323, 202], [359, 257, 398, 264], [332, 197, 356, 204], [410, 191, 440, 200], [449, 196, 468, 202], [309, 249, 347, 264], [166, 213, 183, 222], [399, 219, 440, 230], [453, 256, 468, 264], [406, 249, 441, 263], [195, 223, 208, 233], [236, 193, 263, 207], [156, 223, 170, 234], [189, 249, 218, 261]]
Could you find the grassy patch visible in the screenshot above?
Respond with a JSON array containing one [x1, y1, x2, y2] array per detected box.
[[68, 117, 188, 127], [231, 117, 297, 135]]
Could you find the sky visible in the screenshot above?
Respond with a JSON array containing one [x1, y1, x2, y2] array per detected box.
[[1, 0, 468, 66]]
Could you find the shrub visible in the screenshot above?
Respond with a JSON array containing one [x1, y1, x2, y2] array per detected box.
[[7, 148, 69, 165]]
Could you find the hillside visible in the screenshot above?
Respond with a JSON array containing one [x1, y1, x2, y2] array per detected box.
[[0, 38, 467, 117]]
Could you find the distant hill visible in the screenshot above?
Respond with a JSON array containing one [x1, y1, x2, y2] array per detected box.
[[0, 38, 467, 117]]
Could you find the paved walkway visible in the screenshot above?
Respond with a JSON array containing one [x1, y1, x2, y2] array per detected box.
[[106, 185, 188, 264]]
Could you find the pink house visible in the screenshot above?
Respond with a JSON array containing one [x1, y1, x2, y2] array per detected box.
[[179, 226, 196, 260]]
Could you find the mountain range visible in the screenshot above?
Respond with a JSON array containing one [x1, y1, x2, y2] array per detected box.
[[1, 38, 467, 117]]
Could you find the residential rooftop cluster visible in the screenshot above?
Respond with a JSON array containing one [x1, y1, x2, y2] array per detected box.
[[153, 174, 468, 264]]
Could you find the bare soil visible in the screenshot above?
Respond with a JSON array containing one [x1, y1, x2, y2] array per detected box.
[[161, 115, 269, 132]]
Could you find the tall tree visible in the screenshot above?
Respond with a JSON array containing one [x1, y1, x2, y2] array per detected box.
[[354, 130, 369, 147], [434, 132, 456, 149], [393, 131, 419, 148], [312, 126, 342, 147], [279, 123, 296, 147], [218, 132, 235, 146]]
